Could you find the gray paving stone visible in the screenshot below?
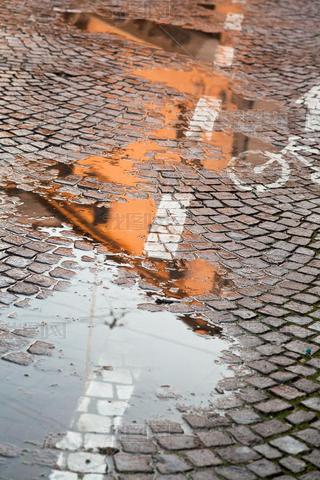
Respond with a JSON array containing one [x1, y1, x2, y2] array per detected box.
[[8, 281, 39, 295], [255, 399, 292, 414], [216, 465, 257, 480], [270, 435, 309, 455], [300, 471, 320, 480], [227, 409, 261, 425], [228, 426, 261, 446], [155, 454, 192, 474], [197, 430, 234, 448], [279, 456, 306, 473], [149, 421, 183, 434], [302, 397, 320, 412], [292, 379, 319, 394], [182, 415, 216, 430], [0, 443, 20, 457], [249, 360, 278, 374], [2, 351, 33, 366], [286, 409, 317, 425], [217, 445, 260, 463], [114, 453, 153, 473], [253, 444, 282, 460], [248, 459, 282, 477], [28, 340, 55, 356], [285, 340, 318, 355], [252, 420, 290, 438], [120, 437, 157, 454], [294, 428, 320, 447], [184, 448, 222, 467], [156, 435, 200, 450], [303, 449, 320, 469]]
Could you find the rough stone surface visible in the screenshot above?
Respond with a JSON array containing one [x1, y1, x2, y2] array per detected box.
[[0, 0, 319, 478]]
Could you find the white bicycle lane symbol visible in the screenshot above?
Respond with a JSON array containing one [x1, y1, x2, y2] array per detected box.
[[228, 85, 320, 193]]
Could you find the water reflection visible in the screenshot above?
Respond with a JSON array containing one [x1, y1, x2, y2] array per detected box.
[[133, 65, 282, 171], [6, 185, 231, 302], [74, 155, 142, 187], [63, 12, 222, 62]]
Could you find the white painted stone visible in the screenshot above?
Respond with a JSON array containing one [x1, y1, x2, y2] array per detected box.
[[174, 193, 194, 201], [168, 225, 184, 235], [185, 97, 222, 140], [83, 475, 105, 480], [49, 470, 78, 480], [159, 201, 181, 209], [100, 368, 132, 384], [179, 199, 193, 207], [150, 225, 168, 233], [154, 208, 168, 217], [224, 12, 244, 31], [165, 243, 180, 253], [153, 217, 172, 225], [296, 84, 320, 132], [116, 385, 134, 400], [84, 433, 116, 451], [113, 416, 123, 429], [86, 381, 113, 398], [145, 233, 158, 242], [153, 251, 172, 260], [145, 192, 191, 260], [171, 214, 187, 225], [67, 452, 107, 474], [77, 414, 112, 433], [214, 45, 234, 67], [77, 396, 90, 412], [144, 242, 166, 252], [159, 234, 180, 243], [97, 400, 128, 416], [56, 432, 83, 451], [56, 452, 67, 469]]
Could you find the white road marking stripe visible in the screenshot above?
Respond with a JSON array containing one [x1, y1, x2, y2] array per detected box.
[[296, 85, 320, 132], [224, 13, 244, 31], [50, 367, 135, 478], [185, 97, 222, 140], [214, 45, 234, 67], [144, 193, 193, 260]]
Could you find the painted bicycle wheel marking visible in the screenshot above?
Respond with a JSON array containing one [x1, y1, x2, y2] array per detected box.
[[228, 85, 320, 192]]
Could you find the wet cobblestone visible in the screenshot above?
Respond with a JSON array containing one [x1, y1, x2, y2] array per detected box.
[[0, 0, 319, 478]]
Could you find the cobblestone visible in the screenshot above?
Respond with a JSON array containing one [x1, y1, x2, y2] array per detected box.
[[0, 0, 319, 478]]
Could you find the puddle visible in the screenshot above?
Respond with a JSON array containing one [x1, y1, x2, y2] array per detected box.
[[132, 66, 231, 98], [231, 132, 278, 159], [6, 186, 232, 299], [74, 156, 143, 188], [63, 12, 222, 62], [0, 244, 230, 479], [198, 3, 216, 11]]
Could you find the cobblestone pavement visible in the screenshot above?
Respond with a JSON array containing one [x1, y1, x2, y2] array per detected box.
[[0, 0, 320, 479]]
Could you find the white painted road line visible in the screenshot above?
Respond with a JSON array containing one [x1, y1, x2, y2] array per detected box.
[[50, 367, 135, 478], [144, 193, 193, 260], [224, 13, 244, 31], [185, 97, 222, 140], [296, 84, 320, 132], [214, 45, 235, 68]]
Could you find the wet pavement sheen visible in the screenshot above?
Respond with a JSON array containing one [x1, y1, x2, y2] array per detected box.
[[0, 0, 320, 478]]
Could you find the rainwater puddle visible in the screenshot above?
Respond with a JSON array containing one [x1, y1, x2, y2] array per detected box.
[[0, 190, 232, 479], [6, 186, 232, 298], [62, 12, 221, 62]]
